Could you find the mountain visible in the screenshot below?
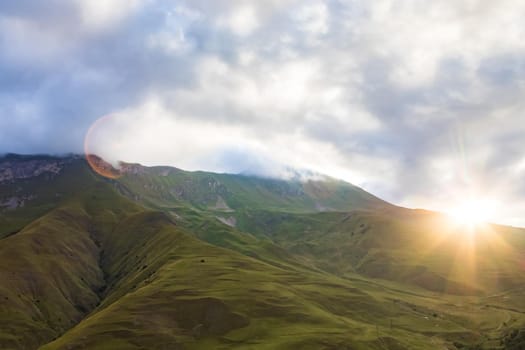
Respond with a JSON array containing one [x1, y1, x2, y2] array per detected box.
[[1, 154, 525, 350], [104, 158, 390, 213]]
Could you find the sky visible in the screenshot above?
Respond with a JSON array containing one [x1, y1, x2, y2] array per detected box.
[[1, 1, 525, 226]]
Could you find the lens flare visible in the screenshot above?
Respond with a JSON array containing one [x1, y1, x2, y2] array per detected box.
[[84, 115, 122, 179], [447, 198, 500, 227]]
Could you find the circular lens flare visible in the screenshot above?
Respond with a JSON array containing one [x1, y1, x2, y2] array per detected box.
[[84, 115, 122, 179]]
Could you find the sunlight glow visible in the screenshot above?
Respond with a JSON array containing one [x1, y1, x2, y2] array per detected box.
[[447, 198, 500, 227]]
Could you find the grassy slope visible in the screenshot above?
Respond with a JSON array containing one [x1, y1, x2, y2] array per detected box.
[[114, 164, 388, 213], [0, 205, 103, 349], [1, 157, 525, 349], [112, 164, 525, 348], [39, 210, 515, 350], [234, 208, 525, 295], [0, 161, 144, 349], [114, 162, 525, 296]]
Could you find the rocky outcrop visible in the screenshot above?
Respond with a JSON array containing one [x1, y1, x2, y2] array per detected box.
[[0, 157, 68, 184], [0, 195, 35, 210], [216, 216, 236, 227], [119, 162, 147, 175]]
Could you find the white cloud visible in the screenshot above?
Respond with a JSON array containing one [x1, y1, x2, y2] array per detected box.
[[0, 16, 74, 65], [85, 96, 380, 187], [345, 0, 525, 86], [293, 0, 329, 35], [73, 0, 141, 32], [217, 5, 259, 36], [147, 28, 193, 54]]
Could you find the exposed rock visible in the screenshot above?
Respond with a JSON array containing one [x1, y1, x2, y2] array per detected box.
[[119, 163, 146, 175], [209, 196, 233, 212], [0, 197, 21, 210], [0, 158, 66, 183], [216, 216, 236, 227]]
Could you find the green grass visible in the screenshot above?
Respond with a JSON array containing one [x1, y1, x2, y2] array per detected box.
[[234, 208, 525, 295], [1, 155, 525, 349], [115, 165, 388, 213]]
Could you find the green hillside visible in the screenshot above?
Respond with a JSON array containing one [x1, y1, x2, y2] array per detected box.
[[1, 155, 525, 350], [234, 208, 525, 295], [114, 161, 389, 213]]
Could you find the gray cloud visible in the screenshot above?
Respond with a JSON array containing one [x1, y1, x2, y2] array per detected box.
[[1, 0, 525, 225]]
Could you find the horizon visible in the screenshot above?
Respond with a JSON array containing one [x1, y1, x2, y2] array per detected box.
[[1, 1, 524, 227]]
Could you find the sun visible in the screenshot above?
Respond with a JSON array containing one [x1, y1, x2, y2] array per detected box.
[[447, 198, 499, 226]]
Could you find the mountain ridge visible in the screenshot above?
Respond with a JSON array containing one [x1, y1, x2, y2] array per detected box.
[[1, 154, 525, 349]]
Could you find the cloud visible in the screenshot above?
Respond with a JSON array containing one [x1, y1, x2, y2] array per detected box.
[[293, 1, 329, 36], [73, 0, 141, 31], [217, 4, 259, 37], [1, 0, 525, 226]]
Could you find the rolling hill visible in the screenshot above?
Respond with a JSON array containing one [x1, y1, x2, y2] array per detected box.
[[1, 154, 525, 350]]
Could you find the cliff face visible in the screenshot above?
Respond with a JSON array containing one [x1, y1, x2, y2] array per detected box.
[[0, 155, 80, 211], [0, 155, 73, 184]]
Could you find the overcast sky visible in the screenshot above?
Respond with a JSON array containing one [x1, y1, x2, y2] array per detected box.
[[1, 1, 525, 226]]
